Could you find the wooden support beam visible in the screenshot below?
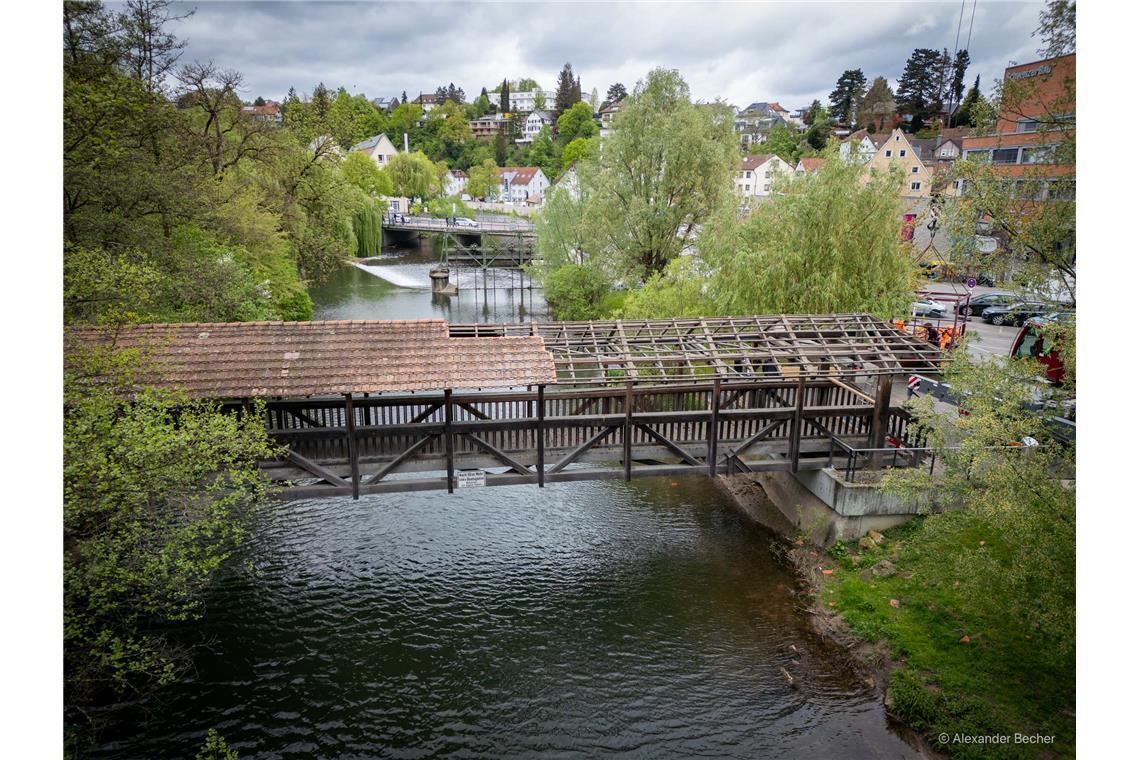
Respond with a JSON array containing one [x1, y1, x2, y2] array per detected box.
[[548, 426, 616, 474], [789, 376, 806, 473], [462, 433, 531, 475], [536, 384, 545, 487], [707, 377, 721, 478], [457, 402, 491, 420], [344, 394, 360, 499], [869, 374, 894, 450], [287, 408, 326, 428], [623, 382, 633, 481], [637, 424, 703, 466], [285, 449, 350, 488], [444, 389, 454, 494], [410, 403, 443, 424], [362, 434, 437, 485]]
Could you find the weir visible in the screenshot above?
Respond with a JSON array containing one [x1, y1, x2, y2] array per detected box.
[[65, 315, 945, 501]]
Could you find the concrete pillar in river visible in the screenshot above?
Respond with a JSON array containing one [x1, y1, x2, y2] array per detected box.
[[430, 267, 458, 296]]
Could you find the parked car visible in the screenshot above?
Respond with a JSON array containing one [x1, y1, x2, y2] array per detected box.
[[453, 217, 479, 228], [911, 298, 948, 318], [982, 301, 1050, 326], [957, 292, 1019, 317]]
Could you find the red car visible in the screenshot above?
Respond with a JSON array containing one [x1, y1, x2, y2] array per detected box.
[[1010, 312, 1074, 384]]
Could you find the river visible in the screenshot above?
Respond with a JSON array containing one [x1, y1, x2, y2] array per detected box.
[[91, 244, 921, 758]]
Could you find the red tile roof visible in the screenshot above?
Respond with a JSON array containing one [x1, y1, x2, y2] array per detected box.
[[66, 320, 557, 398], [768, 102, 787, 112], [741, 154, 777, 172], [498, 167, 540, 186], [797, 157, 825, 172]]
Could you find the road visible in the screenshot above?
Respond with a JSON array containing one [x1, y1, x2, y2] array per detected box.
[[922, 282, 1035, 361]]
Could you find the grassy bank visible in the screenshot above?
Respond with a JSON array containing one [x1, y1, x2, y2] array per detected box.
[[809, 514, 1075, 759]]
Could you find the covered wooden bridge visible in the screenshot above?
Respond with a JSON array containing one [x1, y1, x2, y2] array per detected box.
[[65, 315, 943, 500]]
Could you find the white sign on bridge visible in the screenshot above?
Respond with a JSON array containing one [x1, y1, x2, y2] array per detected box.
[[455, 470, 487, 488]]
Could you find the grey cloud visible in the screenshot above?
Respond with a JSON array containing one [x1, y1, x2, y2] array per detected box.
[[159, 1, 1047, 108]]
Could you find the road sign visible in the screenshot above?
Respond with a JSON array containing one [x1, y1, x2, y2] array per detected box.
[[966, 277, 977, 290], [455, 470, 486, 488]]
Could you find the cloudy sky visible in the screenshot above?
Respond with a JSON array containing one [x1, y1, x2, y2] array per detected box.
[[163, 0, 1047, 108]]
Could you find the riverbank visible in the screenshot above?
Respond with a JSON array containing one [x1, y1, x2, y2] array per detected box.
[[717, 474, 1075, 759]]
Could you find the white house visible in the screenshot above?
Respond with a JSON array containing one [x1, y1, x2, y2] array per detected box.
[[350, 133, 399, 168], [736, 154, 793, 198], [508, 89, 555, 113], [838, 130, 880, 164], [551, 165, 580, 200], [517, 110, 553, 144], [496, 167, 549, 204], [444, 170, 467, 197]]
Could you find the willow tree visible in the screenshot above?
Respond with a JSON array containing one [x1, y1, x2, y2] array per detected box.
[[352, 204, 384, 258], [705, 150, 916, 319], [539, 68, 737, 282]]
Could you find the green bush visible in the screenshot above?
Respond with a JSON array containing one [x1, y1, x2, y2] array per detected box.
[[427, 195, 475, 219], [543, 264, 611, 321]]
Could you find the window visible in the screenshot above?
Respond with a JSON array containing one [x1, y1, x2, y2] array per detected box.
[[900, 149, 907, 157], [744, 184, 750, 192], [992, 148, 1019, 164], [965, 149, 990, 161], [763, 184, 770, 192], [895, 134, 901, 141], [1021, 146, 1056, 164], [911, 166, 919, 173], [745, 171, 752, 178], [910, 181, 922, 191], [886, 149, 892, 157], [1016, 118, 1040, 133]]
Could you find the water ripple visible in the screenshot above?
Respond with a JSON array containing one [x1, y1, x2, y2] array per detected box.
[[90, 478, 920, 759]]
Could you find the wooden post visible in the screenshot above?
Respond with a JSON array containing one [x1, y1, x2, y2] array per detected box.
[[868, 373, 894, 468], [444, 388, 454, 493], [623, 382, 633, 481], [344, 394, 360, 500], [707, 378, 721, 478], [536, 384, 545, 487], [789, 376, 806, 473]]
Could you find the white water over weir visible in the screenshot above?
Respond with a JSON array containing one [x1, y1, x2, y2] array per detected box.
[[353, 261, 431, 290]]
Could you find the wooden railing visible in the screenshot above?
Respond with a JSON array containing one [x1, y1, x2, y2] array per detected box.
[[237, 377, 918, 500]]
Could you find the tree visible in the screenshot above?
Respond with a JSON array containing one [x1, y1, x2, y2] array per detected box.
[[527, 125, 562, 182], [253, 95, 266, 107], [499, 78, 510, 113], [312, 81, 331, 120], [606, 82, 627, 105], [516, 76, 539, 91], [543, 264, 611, 320], [553, 62, 577, 121], [401, 90, 407, 103], [387, 150, 438, 199], [802, 99, 820, 125], [466, 158, 500, 199], [755, 124, 800, 163], [493, 131, 509, 165], [538, 68, 738, 280], [857, 76, 896, 130], [118, 0, 194, 93], [1034, 0, 1076, 58], [701, 150, 915, 318], [589, 87, 599, 112], [533, 90, 547, 111], [897, 48, 944, 130], [951, 75, 981, 127], [561, 136, 596, 169], [555, 101, 598, 144], [342, 151, 394, 197], [948, 49, 971, 110], [828, 69, 867, 127], [64, 351, 273, 752]]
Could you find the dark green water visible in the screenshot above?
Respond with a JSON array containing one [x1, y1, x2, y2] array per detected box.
[[91, 249, 920, 758]]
